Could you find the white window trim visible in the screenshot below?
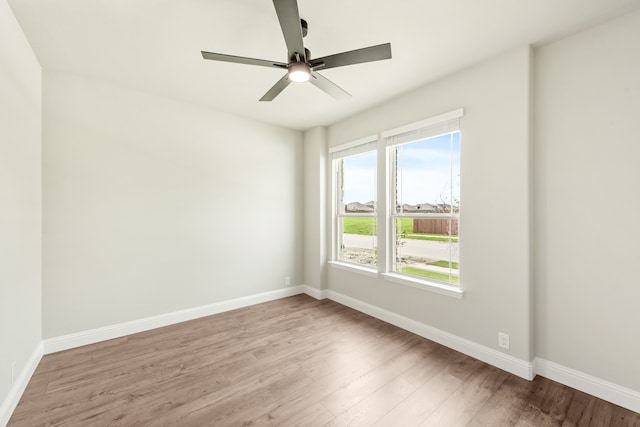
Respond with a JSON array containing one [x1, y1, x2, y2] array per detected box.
[[381, 273, 463, 298], [380, 109, 464, 139], [329, 134, 377, 154], [329, 260, 380, 278]]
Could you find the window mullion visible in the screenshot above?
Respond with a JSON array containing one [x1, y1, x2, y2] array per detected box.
[[386, 146, 397, 274], [376, 137, 387, 273]]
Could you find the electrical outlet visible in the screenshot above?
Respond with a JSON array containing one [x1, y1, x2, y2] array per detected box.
[[498, 332, 510, 350], [284, 276, 291, 286], [11, 362, 16, 384]]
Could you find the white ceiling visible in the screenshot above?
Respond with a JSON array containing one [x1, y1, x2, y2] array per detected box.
[[9, 0, 640, 131]]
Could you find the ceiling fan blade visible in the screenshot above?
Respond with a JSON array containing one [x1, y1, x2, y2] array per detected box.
[[309, 43, 392, 70], [201, 51, 287, 69], [259, 74, 292, 101], [309, 71, 351, 100], [272, 0, 306, 62]]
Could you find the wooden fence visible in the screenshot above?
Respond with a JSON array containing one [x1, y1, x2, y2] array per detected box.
[[413, 218, 459, 235]]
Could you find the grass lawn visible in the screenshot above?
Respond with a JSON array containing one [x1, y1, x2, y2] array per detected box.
[[342, 217, 377, 235], [343, 217, 458, 242], [428, 260, 459, 269], [399, 266, 459, 285]]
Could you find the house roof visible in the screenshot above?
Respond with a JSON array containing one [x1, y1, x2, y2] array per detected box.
[[8, 0, 640, 131]]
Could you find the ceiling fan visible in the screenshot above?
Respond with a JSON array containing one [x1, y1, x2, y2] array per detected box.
[[201, 0, 392, 101]]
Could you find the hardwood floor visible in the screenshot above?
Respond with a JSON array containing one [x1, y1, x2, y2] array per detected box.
[[9, 295, 640, 426]]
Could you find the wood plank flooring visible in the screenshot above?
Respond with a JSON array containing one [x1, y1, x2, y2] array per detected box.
[[9, 295, 640, 426]]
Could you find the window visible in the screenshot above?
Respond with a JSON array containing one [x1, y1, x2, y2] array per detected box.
[[332, 143, 377, 268], [330, 109, 463, 293], [389, 131, 460, 285]]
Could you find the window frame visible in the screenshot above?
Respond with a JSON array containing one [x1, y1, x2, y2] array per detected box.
[[330, 138, 378, 271], [329, 109, 464, 298], [387, 132, 461, 287]]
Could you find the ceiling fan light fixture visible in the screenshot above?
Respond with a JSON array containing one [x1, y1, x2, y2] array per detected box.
[[288, 62, 311, 83]]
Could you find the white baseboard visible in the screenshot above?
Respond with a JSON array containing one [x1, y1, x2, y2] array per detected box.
[[535, 358, 640, 413], [43, 286, 306, 354], [0, 342, 43, 427], [325, 290, 535, 380], [302, 285, 328, 300]]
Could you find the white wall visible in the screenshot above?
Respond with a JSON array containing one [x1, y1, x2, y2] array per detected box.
[[42, 71, 304, 338], [534, 10, 640, 391], [0, 0, 42, 411], [303, 127, 327, 293], [325, 47, 533, 362]]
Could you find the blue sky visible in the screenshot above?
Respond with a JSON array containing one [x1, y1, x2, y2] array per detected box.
[[343, 132, 460, 205]]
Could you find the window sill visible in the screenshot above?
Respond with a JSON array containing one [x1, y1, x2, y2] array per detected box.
[[381, 273, 464, 299], [328, 261, 379, 278]]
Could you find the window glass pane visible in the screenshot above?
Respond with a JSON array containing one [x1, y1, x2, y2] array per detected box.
[[395, 132, 460, 214], [394, 218, 459, 284], [339, 217, 377, 266], [336, 149, 377, 267], [342, 151, 377, 212], [392, 130, 460, 285]]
